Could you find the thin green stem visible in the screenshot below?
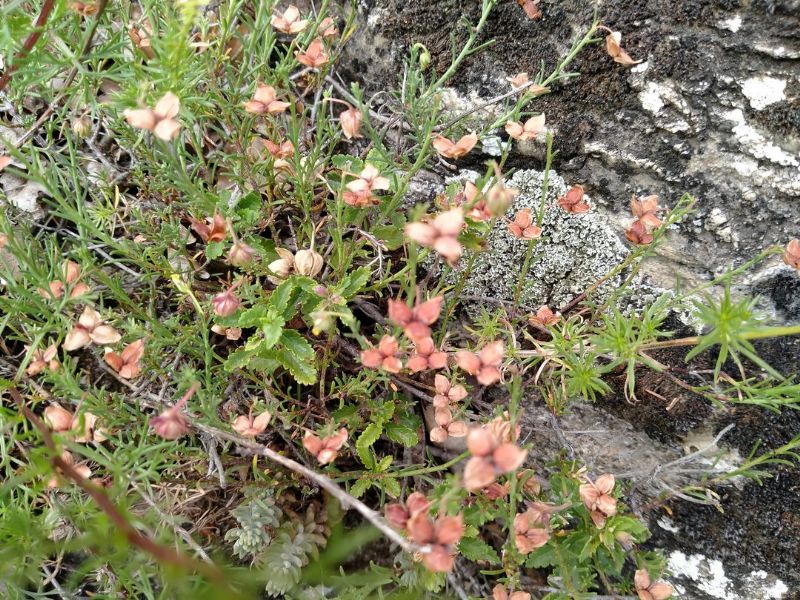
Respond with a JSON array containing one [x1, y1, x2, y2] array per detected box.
[[538, 21, 600, 90], [438, 250, 479, 345], [676, 246, 784, 302], [504, 374, 524, 565], [423, 0, 499, 98], [334, 451, 469, 483], [639, 323, 800, 352], [512, 132, 554, 311]]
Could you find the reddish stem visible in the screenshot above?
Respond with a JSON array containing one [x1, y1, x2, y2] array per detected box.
[[0, 0, 57, 93], [8, 386, 225, 586]]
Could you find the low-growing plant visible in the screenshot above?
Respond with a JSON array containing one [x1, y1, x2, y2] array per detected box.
[[1, 0, 798, 598]]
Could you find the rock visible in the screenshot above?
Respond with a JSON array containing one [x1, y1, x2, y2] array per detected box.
[[666, 551, 790, 600], [343, 0, 800, 321], [0, 171, 46, 218], [0, 124, 47, 218], [433, 168, 664, 315]]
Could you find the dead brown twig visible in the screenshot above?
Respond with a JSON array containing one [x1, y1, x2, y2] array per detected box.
[[192, 421, 422, 555], [86, 369, 424, 556]]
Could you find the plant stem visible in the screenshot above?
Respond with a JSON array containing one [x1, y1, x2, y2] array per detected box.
[[538, 21, 600, 90], [438, 250, 479, 344], [441, 20, 600, 133], [194, 422, 422, 555], [676, 246, 784, 302], [512, 132, 554, 311], [14, 0, 110, 148], [504, 374, 523, 564], [423, 0, 499, 98], [334, 451, 470, 483], [0, 0, 57, 93], [639, 323, 800, 351]]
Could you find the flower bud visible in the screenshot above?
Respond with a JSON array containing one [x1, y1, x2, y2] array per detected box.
[[44, 404, 74, 432], [486, 181, 518, 216], [62, 260, 81, 284], [418, 48, 431, 71], [212, 288, 241, 317], [339, 106, 362, 139], [293, 248, 323, 278], [150, 406, 189, 440], [71, 116, 92, 138], [493, 442, 527, 472], [227, 241, 256, 267], [268, 248, 295, 283], [466, 427, 496, 457], [311, 310, 335, 335]]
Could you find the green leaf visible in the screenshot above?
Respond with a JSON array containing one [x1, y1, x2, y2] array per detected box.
[[246, 237, 277, 264], [357, 422, 382, 449], [261, 309, 286, 349], [331, 154, 363, 172], [325, 305, 357, 332], [224, 347, 258, 372], [371, 224, 405, 251], [332, 404, 359, 422], [300, 290, 323, 317], [458, 537, 500, 564], [234, 191, 262, 226], [236, 304, 269, 328], [385, 422, 419, 447], [372, 400, 395, 424], [269, 279, 297, 315], [350, 477, 372, 499], [356, 422, 383, 466], [376, 455, 393, 472], [463, 503, 497, 529], [525, 541, 557, 569], [459, 229, 488, 252], [381, 477, 401, 498], [248, 356, 281, 373], [205, 241, 225, 260], [337, 266, 371, 299], [274, 330, 317, 385]]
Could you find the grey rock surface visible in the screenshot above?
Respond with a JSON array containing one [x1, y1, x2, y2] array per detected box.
[[343, 0, 800, 321], [435, 168, 663, 314]]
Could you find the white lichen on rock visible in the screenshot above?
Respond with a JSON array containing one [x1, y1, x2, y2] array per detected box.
[[439, 169, 652, 313], [741, 76, 786, 111], [667, 551, 789, 600], [722, 108, 799, 169]]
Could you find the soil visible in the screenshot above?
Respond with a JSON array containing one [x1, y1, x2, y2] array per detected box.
[[604, 333, 800, 596]]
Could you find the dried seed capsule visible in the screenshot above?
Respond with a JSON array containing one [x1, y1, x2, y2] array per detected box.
[[293, 248, 323, 278]]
